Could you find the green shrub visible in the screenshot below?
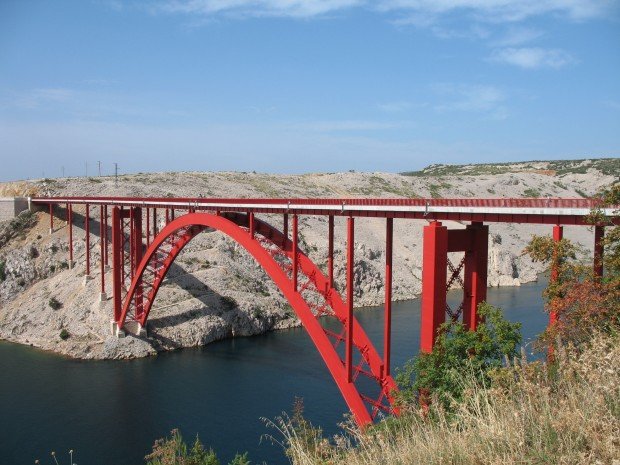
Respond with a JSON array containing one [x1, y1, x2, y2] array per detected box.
[[0, 260, 6, 282], [59, 329, 69, 340], [523, 187, 541, 197], [228, 453, 250, 465], [146, 429, 249, 465], [396, 303, 521, 410], [49, 297, 62, 310]]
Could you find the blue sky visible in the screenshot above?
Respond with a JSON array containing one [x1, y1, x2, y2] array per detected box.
[[0, 0, 619, 180]]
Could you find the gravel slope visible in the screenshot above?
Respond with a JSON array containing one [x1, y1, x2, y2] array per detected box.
[[0, 159, 616, 359]]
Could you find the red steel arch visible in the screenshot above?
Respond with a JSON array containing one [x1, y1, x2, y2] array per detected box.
[[118, 212, 398, 426]]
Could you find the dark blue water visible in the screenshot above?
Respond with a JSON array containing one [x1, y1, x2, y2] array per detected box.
[[0, 278, 549, 465]]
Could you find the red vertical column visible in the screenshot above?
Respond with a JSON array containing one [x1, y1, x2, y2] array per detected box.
[[120, 207, 125, 286], [112, 206, 122, 323], [384, 217, 393, 376], [152, 208, 157, 239], [463, 222, 488, 331], [129, 208, 135, 280], [292, 214, 298, 291], [282, 214, 289, 249], [346, 216, 355, 383], [68, 204, 74, 268], [249, 212, 255, 239], [171, 208, 175, 221], [103, 205, 108, 267], [85, 204, 90, 277], [133, 207, 143, 320], [550, 225, 564, 326], [594, 225, 604, 280], [165, 208, 170, 225], [49, 203, 54, 234], [99, 205, 106, 299], [420, 221, 448, 353], [328, 215, 334, 289], [145, 207, 150, 248]]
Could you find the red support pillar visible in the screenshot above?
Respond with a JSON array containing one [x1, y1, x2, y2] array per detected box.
[[132, 207, 143, 319], [49, 203, 54, 234], [420, 221, 448, 353], [145, 207, 150, 248], [328, 215, 334, 289], [100, 205, 106, 300], [165, 208, 170, 225], [129, 208, 135, 280], [594, 225, 604, 280], [249, 212, 255, 239], [550, 225, 564, 326], [292, 214, 298, 292], [68, 203, 74, 268], [171, 208, 175, 221], [282, 214, 288, 249], [85, 204, 90, 277], [103, 205, 108, 267], [346, 216, 355, 383], [462, 222, 488, 330], [112, 206, 122, 323], [120, 206, 125, 286], [384, 217, 393, 376]]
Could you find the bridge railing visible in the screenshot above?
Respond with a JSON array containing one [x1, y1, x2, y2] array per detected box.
[[31, 196, 603, 209]]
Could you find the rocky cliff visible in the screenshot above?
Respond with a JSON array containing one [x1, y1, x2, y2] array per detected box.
[[0, 158, 617, 359]]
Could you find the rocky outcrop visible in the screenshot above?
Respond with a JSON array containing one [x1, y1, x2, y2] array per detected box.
[[0, 161, 614, 359]]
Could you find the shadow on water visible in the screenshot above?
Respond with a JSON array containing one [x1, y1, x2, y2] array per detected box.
[[0, 277, 549, 465]]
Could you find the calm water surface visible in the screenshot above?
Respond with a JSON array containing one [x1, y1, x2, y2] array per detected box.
[[0, 278, 549, 465]]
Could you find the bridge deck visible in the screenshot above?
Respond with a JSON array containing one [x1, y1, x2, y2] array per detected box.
[[32, 196, 615, 225]]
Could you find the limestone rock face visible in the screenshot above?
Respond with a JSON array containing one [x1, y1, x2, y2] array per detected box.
[[0, 162, 614, 359]]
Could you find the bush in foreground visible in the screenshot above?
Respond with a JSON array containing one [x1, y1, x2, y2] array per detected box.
[[396, 303, 521, 410], [276, 329, 620, 465], [145, 429, 250, 465]]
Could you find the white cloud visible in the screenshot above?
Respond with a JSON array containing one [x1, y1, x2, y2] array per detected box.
[[148, 0, 616, 20], [493, 26, 543, 46], [157, 0, 363, 18], [11, 88, 75, 109], [432, 83, 506, 114], [491, 47, 575, 69], [377, 0, 614, 23]]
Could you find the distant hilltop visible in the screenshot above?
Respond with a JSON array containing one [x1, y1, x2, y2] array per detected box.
[[403, 158, 620, 179]]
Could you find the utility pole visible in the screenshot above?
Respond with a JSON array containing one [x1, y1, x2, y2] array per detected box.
[[98, 161, 102, 177], [61, 166, 65, 178], [114, 163, 118, 186]]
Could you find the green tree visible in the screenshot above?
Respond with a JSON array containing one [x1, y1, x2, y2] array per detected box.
[[524, 183, 620, 346], [396, 303, 521, 410]]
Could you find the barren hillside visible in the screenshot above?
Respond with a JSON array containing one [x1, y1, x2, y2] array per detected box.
[[0, 158, 617, 359]]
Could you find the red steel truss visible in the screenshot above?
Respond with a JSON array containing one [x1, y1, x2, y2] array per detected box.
[[31, 195, 615, 426], [115, 211, 398, 424]]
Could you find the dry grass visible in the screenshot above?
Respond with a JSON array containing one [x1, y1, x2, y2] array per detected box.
[[275, 333, 620, 465]]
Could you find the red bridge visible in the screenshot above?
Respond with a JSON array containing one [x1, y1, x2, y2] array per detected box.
[[31, 196, 615, 426]]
